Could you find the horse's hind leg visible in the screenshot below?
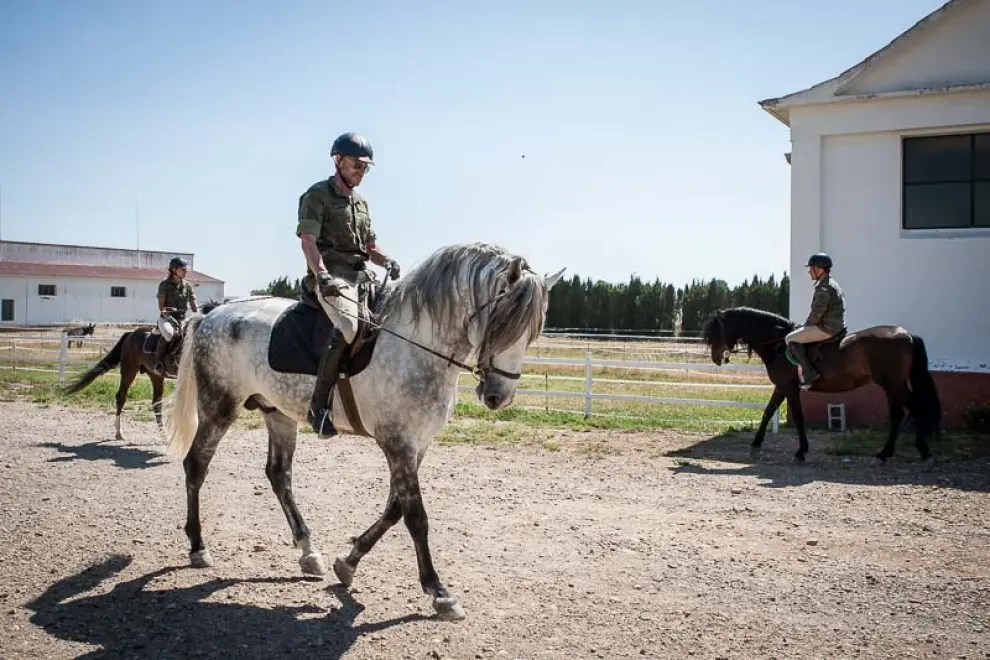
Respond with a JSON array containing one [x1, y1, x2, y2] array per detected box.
[[184, 396, 239, 568], [387, 443, 465, 621], [114, 364, 138, 441], [873, 387, 908, 466], [334, 485, 401, 587], [262, 409, 326, 576]]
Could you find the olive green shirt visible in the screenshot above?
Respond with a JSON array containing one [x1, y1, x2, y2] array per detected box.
[[806, 276, 845, 335], [157, 276, 197, 315], [296, 176, 376, 288]]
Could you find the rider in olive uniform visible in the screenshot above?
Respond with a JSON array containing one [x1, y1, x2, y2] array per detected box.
[[296, 132, 400, 437], [786, 252, 845, 389], [151, 256, 198, 377]]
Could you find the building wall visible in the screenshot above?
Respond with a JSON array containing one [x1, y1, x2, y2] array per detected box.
[[0, 240, 194, 271], [0, 276, 224, 325], [788, 89, 990, 373]]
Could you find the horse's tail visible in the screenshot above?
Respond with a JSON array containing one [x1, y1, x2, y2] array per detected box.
[[61, 332, 128, 395], [165, 315, 203, 459], [908, 334, 942, 439]]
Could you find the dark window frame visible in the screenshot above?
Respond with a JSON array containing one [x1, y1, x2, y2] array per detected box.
[[901, 131, 990, 231], [37, 284, 57, 297], [110, 286, 127, 298], [1, 299, 13, 321]]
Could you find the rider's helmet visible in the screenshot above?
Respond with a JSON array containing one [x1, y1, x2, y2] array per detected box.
[[169, 256, 189, 272], [805, 252, 833, 270], [331, 132, 374, 164]]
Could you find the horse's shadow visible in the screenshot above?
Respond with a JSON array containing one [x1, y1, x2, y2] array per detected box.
[[26, 554, 425, 659], [664, 431, 990, 493], [35, 441, 167, 471]]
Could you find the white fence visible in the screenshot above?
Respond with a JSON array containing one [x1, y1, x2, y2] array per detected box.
[[1, 333, 778, 432], [456, 351, 778, 432]]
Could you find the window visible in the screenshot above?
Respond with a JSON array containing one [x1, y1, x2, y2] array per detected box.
[[1, 299, 13, 322], [110, 286, 127, 298], [902, 132, 990, 230], [37, 284, 56, 297]]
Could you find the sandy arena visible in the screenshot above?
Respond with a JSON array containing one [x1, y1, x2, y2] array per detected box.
[[1, 399, 988, 659]]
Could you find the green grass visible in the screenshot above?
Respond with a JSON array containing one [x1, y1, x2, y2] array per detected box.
[[822, 428, 990, 460]]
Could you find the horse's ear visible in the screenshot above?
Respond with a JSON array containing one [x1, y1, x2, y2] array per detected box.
[[543, 267, 566, 290], [507, 257, 524, 285]]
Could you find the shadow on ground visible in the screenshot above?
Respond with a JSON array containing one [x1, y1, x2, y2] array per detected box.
[[663, 429, 990, 493], [26, 554, 425, 659], [36, 441, 167, 471]]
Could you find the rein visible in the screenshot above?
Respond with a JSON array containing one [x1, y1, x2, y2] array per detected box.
[[324, 281, 521, 382]]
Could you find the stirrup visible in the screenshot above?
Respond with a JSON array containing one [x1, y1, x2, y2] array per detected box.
[[308, 407, 338, 439]]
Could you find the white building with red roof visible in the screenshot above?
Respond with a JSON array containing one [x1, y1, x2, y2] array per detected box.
[[0, 240, 225, 326]]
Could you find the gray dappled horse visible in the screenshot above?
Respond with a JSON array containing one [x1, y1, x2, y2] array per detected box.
[[165, 242, 565, 620]]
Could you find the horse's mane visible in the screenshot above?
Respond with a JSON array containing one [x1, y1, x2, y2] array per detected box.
[[379, 242, 548, 353], [701, 306, 795, 347]]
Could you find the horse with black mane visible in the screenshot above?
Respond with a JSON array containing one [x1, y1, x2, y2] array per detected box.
[[701, 306, 941, 465], [60, 301, 222, 440]]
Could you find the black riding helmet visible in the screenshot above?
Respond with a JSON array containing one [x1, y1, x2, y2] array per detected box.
[[169, 257, 189, 271], [806, 252, 832, 270], [331, 132, 374, 164]]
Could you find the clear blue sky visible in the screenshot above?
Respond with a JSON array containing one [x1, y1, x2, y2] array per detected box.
[[0, 0, 945, 297]]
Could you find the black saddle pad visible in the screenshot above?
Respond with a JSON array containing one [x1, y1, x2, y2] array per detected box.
[[268, 301, 336, 375], [142, 333, 161, 354]]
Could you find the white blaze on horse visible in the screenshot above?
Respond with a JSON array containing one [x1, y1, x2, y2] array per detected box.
[[165, 242, 565, 621]]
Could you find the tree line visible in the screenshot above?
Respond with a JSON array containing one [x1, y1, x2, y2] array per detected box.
[[251, 272, 790, 336]]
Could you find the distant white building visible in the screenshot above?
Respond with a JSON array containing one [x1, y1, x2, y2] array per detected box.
[[759, 0, 990, 428], [0, 240, 225, 326]]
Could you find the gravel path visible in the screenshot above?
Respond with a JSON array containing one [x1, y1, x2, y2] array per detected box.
[[1, 399, 988, 659]]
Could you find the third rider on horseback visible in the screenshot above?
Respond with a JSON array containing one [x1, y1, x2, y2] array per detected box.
[[785, 252, 845, 390]]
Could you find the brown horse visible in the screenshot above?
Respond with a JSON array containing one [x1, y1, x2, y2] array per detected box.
[[61, 302, 221, 440], [701, 306, 942, 465]]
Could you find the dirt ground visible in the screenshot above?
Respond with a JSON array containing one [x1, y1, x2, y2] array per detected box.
[[1, 399, 988, 660]]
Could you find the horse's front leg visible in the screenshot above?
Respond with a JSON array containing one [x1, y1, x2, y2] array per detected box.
[[786, 389, 810, 462], [751, 387, 785, 458], [390, 443, 464, 621], [150, 374, 165, 429], [262, 410, 325, 575]]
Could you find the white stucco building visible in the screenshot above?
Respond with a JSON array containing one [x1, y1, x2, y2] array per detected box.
[[759, 0, 990, 426], [0, 240, 225, 326], [761, 0, 989, 372]]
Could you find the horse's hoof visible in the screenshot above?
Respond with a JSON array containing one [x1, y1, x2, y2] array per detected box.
[[922, 456, 937, 470], [333, 556, 355, 587], [115, 433, 124, 441], [793, 454, 806, 464], [870, 456, 887, 468], [749, 446, 762, 460], [190, 549, 214, 568], [299, 552, 327, 576], [433, 596, 466, 621]]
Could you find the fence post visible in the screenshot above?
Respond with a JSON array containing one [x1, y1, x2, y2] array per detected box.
[[57, 332, 69, 386], [583, 351, 593, 418], [771, 409, 780, 434]]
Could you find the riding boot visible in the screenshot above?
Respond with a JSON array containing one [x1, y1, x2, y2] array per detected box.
[[788, 342, 819, 389], [151, 337, 168, 377], [307, 334, 348, 438]]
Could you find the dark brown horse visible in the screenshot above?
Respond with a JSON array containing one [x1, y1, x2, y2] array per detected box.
[[65, 323, 96, 349], [701, 306, 941, 465], [61, 302, 221, 440]]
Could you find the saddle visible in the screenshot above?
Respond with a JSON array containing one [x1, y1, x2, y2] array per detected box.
[[142, 316, 182, 354], [266, 272, 384, 378], [786, 327, 847, 367]]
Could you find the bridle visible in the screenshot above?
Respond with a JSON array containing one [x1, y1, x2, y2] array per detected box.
[[712, 310, 786, 363]]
